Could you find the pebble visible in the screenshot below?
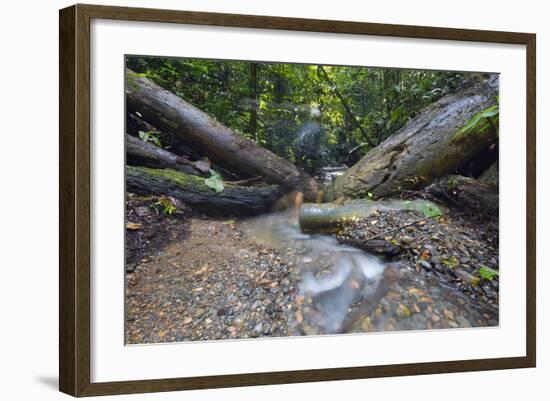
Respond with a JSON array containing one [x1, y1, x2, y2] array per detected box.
[[420, 260, 432, 270]]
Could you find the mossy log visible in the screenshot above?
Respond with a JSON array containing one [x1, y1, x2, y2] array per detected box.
[[298, 199, 443, 232], [426, 175, 498, 217], [126, 134, 203, 176], [126, 166, 283, 216], [126, 69, 321, 200], [334, 76, 499, 198]]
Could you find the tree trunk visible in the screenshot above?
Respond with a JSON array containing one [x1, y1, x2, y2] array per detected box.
[[334, 76, 499, 198], [425, 175, 498, 217], [126, 113, 204, 162], [126, 69, 321, 200], [249, 63, 258, 142], [126, 134, 204, 176], [126, 166, 283, 216]]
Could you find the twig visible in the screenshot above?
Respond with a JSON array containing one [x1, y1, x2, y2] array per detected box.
[[364, 214, 439, 242], [228, 176, 263, 186], [192, 310, 211, 328]]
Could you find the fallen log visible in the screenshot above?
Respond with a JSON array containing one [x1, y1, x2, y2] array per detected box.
[[127, 113, 205, 161], [479, 161, 498, 189], [126, 134, 204, 176], [334, 76, 499, 198], [126, 166, 283, 216], [126, 69, 321, 200], [298, 199, 443, 232], [426, 175, 498, 217]]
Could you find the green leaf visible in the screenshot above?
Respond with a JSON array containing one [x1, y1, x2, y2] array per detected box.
[[479, 265, 499, 280], [459, 112, 483, 134], [205, 170, 224, 193], [151, 136, 162, 147], [442, 256, 459, 269], [481, 105, 499, 118], [421, 204, 443, 218], [138, 130, 148, 141]]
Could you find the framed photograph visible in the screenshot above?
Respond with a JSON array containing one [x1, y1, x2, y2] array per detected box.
[[59, 4, 536, 397]]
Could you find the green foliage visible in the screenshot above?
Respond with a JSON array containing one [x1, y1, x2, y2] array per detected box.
[[420, 203, 443, 218], [127, 56, 474, 170], [456, 104, 499, 138], [138, 130, 162, 148], [479, 265, 499, 280], [442, 256, 459, 269], [204, 169, 225, 193], [154, 197, 177, 215]]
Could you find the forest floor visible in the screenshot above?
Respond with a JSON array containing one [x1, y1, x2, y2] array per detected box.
[[125, 193, 499, 344]]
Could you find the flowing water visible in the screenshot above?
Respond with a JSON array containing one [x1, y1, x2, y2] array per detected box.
[[243, 212, 498, 335]]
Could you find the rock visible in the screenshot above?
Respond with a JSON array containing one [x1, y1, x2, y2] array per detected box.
[[420, 260, 432, 270], [482, 286, 498, 300], [400, 235, 414, 245], [456, 315, 472, 328], [454, 269, 480, 287], [396, 304, 412, 318], [412, 314, 428, 326]]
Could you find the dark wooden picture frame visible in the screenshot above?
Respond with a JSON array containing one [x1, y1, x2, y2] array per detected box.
[[59, 3, 536, 397]]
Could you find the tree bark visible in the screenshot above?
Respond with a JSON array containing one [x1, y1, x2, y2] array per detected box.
[[126, 134, 204, 176], [479, 161, 498, 189], [126, 113, 204, 161], [249, 63, 258, 142], [334, 76, 499, 198], [425, 175, 498, 217], [126, 166, 283, 216], [126, 69, 321, 200]]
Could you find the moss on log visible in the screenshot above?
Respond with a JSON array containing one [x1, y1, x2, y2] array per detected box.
[[126, 166, 283, 216], [298, 199, 443, 232]]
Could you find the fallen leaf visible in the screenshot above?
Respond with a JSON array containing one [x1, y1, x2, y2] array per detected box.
[[296, 311, 303, 324], [193, 264, 209, 276], [408, 288, 424, 296], [182, 317, 192, 325], [126, 222, 142, 230]]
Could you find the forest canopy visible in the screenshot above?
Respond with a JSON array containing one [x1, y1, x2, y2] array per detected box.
[[127, 56, 471, 171]]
